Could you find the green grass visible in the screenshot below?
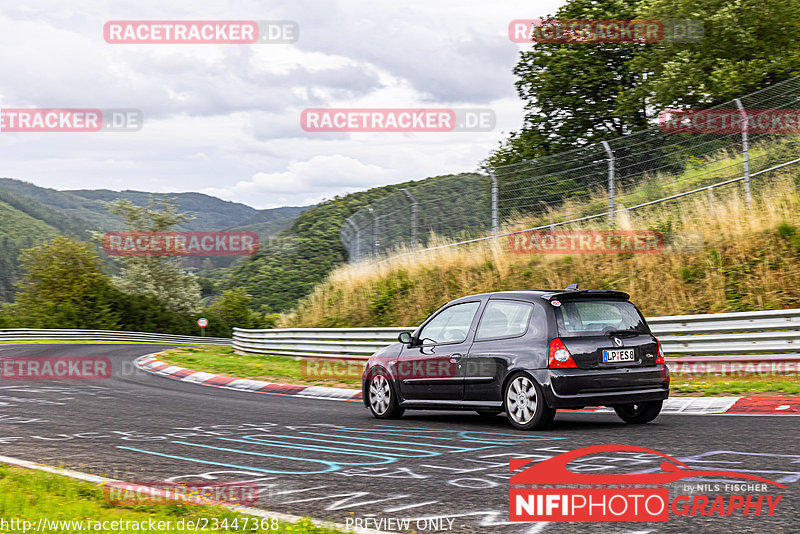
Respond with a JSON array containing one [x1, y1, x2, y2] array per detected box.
[[157, 346, 364, 389], [0, 465, 345, 533], [0, 339, 191, 345], [669, 374, 800, 396]]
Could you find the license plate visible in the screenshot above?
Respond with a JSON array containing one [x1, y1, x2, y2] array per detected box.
[[603, 349, 635, 363]]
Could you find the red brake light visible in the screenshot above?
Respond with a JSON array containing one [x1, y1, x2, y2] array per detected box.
[[549, 338, 577, 368], [656, 340, 665, 364]]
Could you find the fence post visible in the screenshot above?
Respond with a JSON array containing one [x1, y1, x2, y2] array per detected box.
[[602, 141, 615, 227], [401, 188, 418, 249], [707, 186, 714, 215], [367, 207, 379, 257], [346, 219, 361, 262], [734, 98, 751, 205], [490, 171, 498, 239]]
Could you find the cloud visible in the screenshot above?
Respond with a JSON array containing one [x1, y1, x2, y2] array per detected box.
[[0, 0, 562, 210], [202, 154, 394, 207]]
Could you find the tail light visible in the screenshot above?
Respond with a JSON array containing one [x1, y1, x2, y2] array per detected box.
[[549, 338, 577, 368], [656, 340, 665, 364]]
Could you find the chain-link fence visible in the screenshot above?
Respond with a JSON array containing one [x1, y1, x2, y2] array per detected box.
[[341, 173, 492, 260], [342, 76, 800, 260]]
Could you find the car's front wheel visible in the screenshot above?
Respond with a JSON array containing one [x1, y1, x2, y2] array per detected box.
[[367, 371, 404, 419], [614, 400, 663, 424], [503, 373, 555, 430]]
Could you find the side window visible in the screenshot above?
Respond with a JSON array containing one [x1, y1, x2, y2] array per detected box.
[[475, 300, 534, 341], [418, 301, 481, 344]]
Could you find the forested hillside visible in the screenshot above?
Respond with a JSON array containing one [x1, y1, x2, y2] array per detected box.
[[0, 177, 306, 301], [225, 173, 481, 313]]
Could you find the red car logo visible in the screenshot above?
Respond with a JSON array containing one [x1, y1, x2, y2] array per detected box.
[[510, 444, 786, 487]]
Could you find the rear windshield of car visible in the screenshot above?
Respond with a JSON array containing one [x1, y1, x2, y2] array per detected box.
[[554, 299, 648, 336]]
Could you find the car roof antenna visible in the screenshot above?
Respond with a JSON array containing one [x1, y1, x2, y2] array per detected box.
[[565, 283, 579, 291]]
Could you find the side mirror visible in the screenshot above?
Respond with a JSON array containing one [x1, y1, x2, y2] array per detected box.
[[398, 331, 413, 345]]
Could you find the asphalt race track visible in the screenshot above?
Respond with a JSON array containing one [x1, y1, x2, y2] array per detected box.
[[1, 344, 798, 533]]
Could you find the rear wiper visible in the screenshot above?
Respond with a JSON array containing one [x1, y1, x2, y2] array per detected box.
[[606, 329, 644, 337]]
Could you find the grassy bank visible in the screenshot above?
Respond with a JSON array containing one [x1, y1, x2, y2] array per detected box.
[[285, 173, 800, 328], [156, 346, 798, 396], [0, 464, 344, 533]]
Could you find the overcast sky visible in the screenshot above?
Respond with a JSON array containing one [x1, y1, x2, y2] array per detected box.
[[0, 1, 563, 209]]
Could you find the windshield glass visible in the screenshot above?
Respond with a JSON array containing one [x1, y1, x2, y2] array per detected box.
[[555, 299, 648, 336]]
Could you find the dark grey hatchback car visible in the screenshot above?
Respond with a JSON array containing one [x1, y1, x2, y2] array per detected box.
[[362, 286, 670, 429]]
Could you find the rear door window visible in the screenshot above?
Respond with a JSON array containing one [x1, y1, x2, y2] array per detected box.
[[555, 299, 647, 336], [475, 300, 534, 340]]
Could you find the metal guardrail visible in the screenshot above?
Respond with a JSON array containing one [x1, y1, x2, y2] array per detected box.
[[0, 329, 231, 345], [233, 327, 403, 359], [233, 309, 800, 368]]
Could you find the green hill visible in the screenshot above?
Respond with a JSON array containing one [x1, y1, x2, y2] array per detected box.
[[0, 178, 307, 301], [0, 199, 63, 301], [0, 178, 306, 233]]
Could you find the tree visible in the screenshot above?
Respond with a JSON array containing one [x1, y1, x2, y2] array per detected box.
[[488, 0, 800, 168], [488, 0, 649, 167], [8, 237, 118, 328], [206, 288, 262, 335], [621, 0, 800, 113], [104, 196, 201, 315]]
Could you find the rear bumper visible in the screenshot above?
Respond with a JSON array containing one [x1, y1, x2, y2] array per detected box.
[[539, 364, 670, 409]]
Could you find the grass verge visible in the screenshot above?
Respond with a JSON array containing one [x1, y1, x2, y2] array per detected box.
[[0, 339, 183, 345], [669, 374, 800, 396], [0, 464, 344, 533], [156, 346, 363, 389], [155, 346, 799, 396]]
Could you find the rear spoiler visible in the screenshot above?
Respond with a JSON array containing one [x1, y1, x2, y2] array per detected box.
[[548, 289, 630, 301]]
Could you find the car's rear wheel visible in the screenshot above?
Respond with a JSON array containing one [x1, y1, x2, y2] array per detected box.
[[503, 373, 554, 430], [614, 400, 663, 424], [368, 371, 404, 419]]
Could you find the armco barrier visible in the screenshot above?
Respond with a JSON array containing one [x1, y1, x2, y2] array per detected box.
[[0, 329, 231, 345], [233, 309, 800, 374]]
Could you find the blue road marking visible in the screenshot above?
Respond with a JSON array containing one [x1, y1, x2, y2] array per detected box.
[[236, 434, 448, 456], [116, 425, 565, 477], [117, 445, 341, 475], [218, 436, 413, 459], [298, 432, 494, 451]]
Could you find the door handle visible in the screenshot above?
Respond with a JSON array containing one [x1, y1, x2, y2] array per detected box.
[[450, 353, 463, 362]]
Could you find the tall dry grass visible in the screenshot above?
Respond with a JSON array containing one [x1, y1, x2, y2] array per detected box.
[[285, 173, 800, 327]]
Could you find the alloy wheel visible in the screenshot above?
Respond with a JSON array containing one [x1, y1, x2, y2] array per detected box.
[[505, 375, 537, 425]]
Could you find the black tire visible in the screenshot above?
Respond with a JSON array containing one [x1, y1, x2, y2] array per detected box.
[[614, 400, 663, 424], [367, 370, 405, 419], [476, 410, 501, 417], [503, 373, 555, 430]]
